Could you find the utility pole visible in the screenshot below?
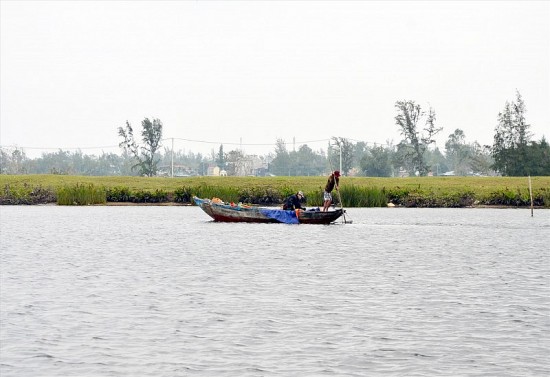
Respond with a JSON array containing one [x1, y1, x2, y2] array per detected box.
[[171, 138, 174, 178], [339, 144, 342, 174]]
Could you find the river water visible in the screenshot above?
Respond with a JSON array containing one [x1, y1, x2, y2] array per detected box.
[[1, 206, 549, 376]]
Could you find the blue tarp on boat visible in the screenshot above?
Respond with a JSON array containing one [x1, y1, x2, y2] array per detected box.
[[260, 209, 299, 224]]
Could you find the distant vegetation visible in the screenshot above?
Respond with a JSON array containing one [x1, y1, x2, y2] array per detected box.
[[1, 175, 548, 208], [1, 91, 548, 178]]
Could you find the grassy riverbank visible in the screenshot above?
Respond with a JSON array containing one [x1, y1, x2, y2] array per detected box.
[[1, 174, 548, 208]]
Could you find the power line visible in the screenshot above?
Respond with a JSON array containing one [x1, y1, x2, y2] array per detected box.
[[0, 145, 120, 151], [164, 137, 332, 146], [0, 137, 334, 151], [0, 136, 394, 154]]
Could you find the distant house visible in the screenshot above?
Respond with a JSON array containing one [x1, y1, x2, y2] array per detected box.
[[207, 165, 221, 176], [398, 167, 409, 178], [231, 155, 268, 176], [158, 164, 194, 177]]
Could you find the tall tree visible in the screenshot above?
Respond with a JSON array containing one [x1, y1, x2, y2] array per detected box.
[[289, 144, 325, 176], [118, 118, 163, 177], [526, 137, 550, 176], [492, 91, 532, 176], [394, 100, 442, 176], [360, 145, 393, 177], [330, 137, 354, 175], [269, 139, 291, 175], [215, 144, 226, 170], [469, 142, 494, 176], [445, 129, 471, 175], [425, 147, 448, 176], [1, 148, 29, 174], [225, 149, 246, 176], [353, 141, 369, 169]]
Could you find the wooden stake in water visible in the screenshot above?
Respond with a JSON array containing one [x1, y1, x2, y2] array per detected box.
[[528, 175, 534, 217]]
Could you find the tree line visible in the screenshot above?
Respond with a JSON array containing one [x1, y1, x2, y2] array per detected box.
[[2, 91, 548, 176]]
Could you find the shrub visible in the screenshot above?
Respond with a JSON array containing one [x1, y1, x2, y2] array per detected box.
[[0, 184, 56, 205], [106, 186, 131, 202], [174, 186, 193, 203]]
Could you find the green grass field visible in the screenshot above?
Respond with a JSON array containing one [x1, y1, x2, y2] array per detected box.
[[1, 174, 548, 207]]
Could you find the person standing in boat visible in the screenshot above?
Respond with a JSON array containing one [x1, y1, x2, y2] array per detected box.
[[323, 170, 340, 212], [283, 191, 305, 210]]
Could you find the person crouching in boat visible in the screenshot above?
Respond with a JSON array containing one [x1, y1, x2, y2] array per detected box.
[[323, 170, 340, 212], [283, 191, 305, 210]]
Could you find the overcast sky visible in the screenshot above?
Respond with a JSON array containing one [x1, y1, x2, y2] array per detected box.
[[1, 1, 548, 158]]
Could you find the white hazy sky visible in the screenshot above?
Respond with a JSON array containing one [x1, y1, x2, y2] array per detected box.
[[1, 0, 549, 158]]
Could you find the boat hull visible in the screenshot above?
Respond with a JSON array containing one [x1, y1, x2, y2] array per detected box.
[[194, 197, 343, 224]]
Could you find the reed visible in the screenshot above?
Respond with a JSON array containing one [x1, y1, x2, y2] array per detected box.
[[57, 184, 106, 205], [302, 190, 323, 207], [341, 185, 388, 207]]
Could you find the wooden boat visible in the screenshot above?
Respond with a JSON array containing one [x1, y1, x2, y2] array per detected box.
[[193, 197, 344, 224]]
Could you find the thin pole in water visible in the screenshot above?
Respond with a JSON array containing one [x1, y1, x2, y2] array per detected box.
[[528, 175, 534, 217]]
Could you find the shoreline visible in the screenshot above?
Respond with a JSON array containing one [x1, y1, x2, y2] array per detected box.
[[9, 202, 541, 209], [1, 175, 548, 208]]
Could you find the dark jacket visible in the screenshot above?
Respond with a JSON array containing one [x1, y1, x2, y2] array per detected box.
[[283, 194, 304, 210], [324, 174, 340, 193]]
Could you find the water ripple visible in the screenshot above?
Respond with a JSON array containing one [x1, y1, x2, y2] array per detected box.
[[1, 206, 549, 376]]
